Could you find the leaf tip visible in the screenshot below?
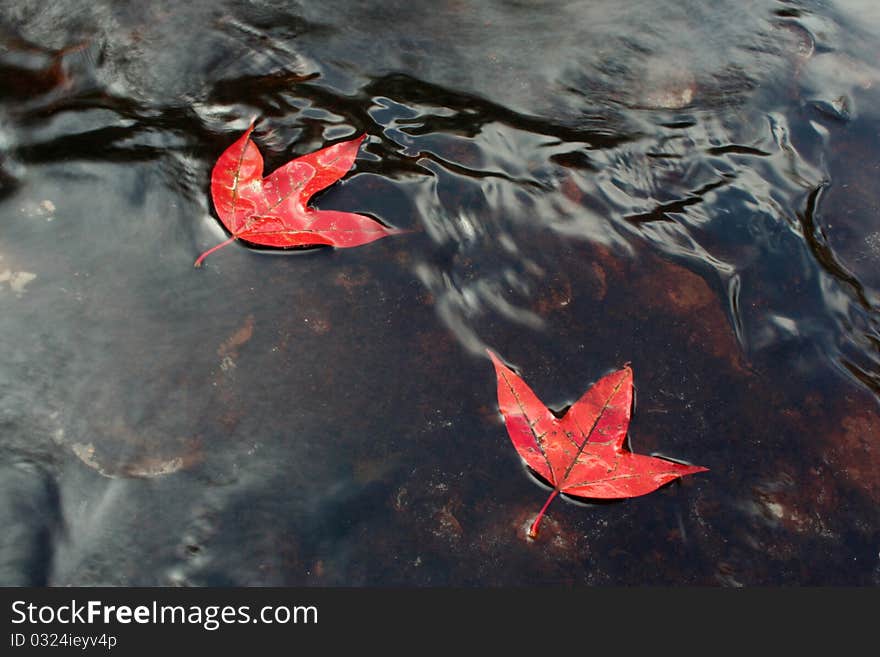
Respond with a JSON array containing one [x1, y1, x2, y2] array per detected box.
[[612, 363, 635, 392], [673, 463, 710, 479], [486, 349, 507, 371], [238, 121, 257, 143]]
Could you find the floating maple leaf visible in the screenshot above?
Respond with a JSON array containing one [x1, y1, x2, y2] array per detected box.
[[488, 350, 707, 538], [195, 124, 400, 266]]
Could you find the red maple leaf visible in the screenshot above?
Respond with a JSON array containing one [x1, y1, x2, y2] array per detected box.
[[195, 124, 400, 266], [488, 350, 707, 538]]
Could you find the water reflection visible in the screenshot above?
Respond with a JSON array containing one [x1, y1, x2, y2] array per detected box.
[[1, 0, 880, 585]]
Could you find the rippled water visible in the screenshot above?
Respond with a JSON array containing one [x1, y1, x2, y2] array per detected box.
[[2, 0, 880, 585]]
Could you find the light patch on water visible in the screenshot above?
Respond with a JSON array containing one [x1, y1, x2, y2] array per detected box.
[[636, 52, 696, 109], [0, 267, 37, 296], [769, 314, 799, 337], [123, 458, 185, 478], [20, 199, 57, 222], [864, 232, 880, 258], [70, 443, 104, 474], [71, 442, 185, 478]]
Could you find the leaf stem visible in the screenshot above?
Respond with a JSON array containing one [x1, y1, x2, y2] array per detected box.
[[194, 236, 236, 268], [528, 488, 560, 539]]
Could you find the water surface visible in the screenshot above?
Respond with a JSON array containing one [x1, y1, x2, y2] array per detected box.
[[2, 0, 880, 585]]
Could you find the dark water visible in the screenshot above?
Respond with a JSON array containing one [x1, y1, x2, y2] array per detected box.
[[1, 0, 879, 586]]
